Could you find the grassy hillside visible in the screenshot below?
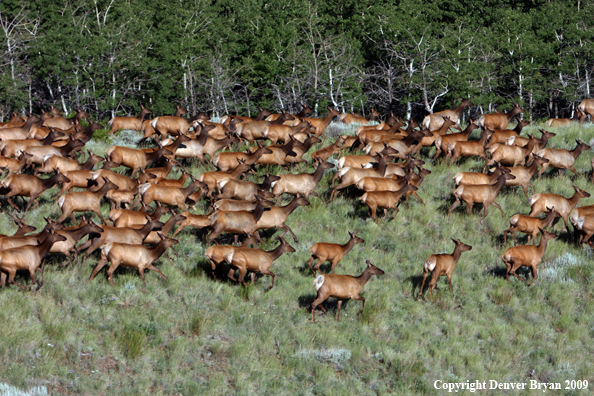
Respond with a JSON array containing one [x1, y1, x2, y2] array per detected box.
[[0, 122, 593, 395]]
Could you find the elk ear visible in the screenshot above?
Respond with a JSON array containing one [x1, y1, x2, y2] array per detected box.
[[451, 238, 457, 244], [349, 231, 354, 237], [366, 260, 372, 267]]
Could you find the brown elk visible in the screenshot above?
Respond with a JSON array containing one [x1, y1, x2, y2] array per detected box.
[[447, 173, 516, 222], [302, 107, 341, 137], [51, 217, 105, 265], [198, 159, 252, 196], [0, 220, 64, 252], [207, 199, 268, 244], [418, 239, 472, 301], [265, 104, 315, 125], [339, 109, 381, 126], [0, 213, 37, 238], [503, 207, 560, 245], [433, 119, 478, 160], [501, 229, 557, 286], [528, 186, 591, 232], [109, 204, 171, 228], [273, 161, 335, 201], [0, 116, 40, 141], [211, 146, 272, 172], [445, 128, 491, 164], [0, 230, 67, 290], [484, 134, 538, 170], [172, 212, 212, 238], [108, 104, 151, 134], [0, 152, 32, 176], [56, 177, 120, 224], [311, 137, 346, 162], [77, 220, 164, 260], [577, 99, 594, 123], [37, 150, 103, 175], [263, 120, 310, 144], [453, 163, 510, 187], [147, 116, 192, 139], [143, 214, 186, 245], [172, 131, 238, 164], [477, 103, 525, 130], [336, 144, 399, 170], [88, 233, 179, 286], [105, 145, 172, 177], [310, 260, 384, 321], [535, 139, 591, 177], [0, 128, 65, 158], [22, 138, 85, 166], [1, 171, 71, 213], [422, 99, 473, 131], [137, 158, 180, 182], [503, 155, 550, 198], [134, 178, 207, 211], [216, 173, 279, 201], [330, 155, 393, 201], [357, 167, 430, 208], [255, 195, 310, 242], [56, 163, 133, 196], [306, 231, 364, 274], [233, 111, 295, 142], [283, 135, 322, 169], [204, 235, 259, 278], [412, 116, 460, 154], [359, 183, 418, 221], [223, 237, 295, 290], [485, 120, 531, 147]]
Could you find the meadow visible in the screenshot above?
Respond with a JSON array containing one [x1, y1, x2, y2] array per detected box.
[[0, 121, 593, 395]]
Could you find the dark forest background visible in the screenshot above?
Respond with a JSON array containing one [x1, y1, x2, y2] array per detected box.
[[1, 0, 593, 121]]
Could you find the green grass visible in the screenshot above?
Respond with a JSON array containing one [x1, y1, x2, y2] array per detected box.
[[1, 121, 594, 394]]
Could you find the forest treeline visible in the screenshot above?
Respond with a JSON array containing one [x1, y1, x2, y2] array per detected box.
[[1, 0, 593, 122]]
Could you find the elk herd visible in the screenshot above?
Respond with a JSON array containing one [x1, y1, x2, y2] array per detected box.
[[0, 98, 593, 321]]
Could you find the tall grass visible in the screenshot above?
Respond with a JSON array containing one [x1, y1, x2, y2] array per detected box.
[[0, 122, 593, 394]]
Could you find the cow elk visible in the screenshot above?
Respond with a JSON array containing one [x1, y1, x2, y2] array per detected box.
[[501, 229, 557, 286], [223, 237, 295, 290], [418, 239, 472, 301], [447, 173, 516, 222], [88, 233, 179, 286], [310, 260, 384, 321], [307, 231, 364, 274], [503, 207, 560, 245]]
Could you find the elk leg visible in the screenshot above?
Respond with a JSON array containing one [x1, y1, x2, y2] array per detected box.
[[281, 225, 298, 242], [261, 269, 275, 291], [330, 258, 341, 274], [491, 201, 506, 217], [447, 198, 461, 217], [70, 213, 77, 225], [527, 265, 538, 286], [227, 268, 237, 282], [88, 256, 109, 283], [509, 262, 525, 282], [310, 295, 326, 322], [354, 295, 365, 314], [387, 207, 399, 222], [5, 197, 20, 212], [335, 300, 343, 321], [93, 209, 105, 224], [411, 192, 425, 206], [147, 264, 167, 280], [479, 203, 490, 223], [106, 261, 121, 286], [447, 274, 454, 295], [418, 270, 430, 299], [306, 256, 317, 273], [237, 267, 248, 286]]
